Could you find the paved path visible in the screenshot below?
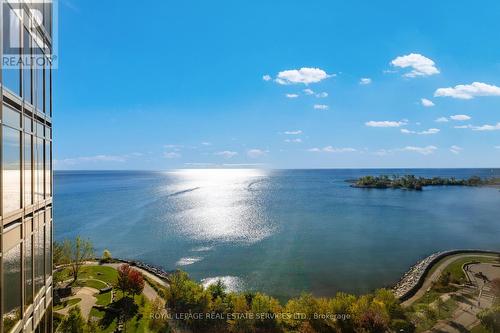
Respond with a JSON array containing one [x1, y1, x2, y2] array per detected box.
[[426, 262, 499, 332], [142, 280, 162, 302], [402, 254, 497, 307], [56, 287, 98, 319]]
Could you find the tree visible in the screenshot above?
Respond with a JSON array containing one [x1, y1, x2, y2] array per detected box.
[[478, 306, 500, 332], [62, 236, 94, 282], [53, 241, 65, 266], [207, 279, 226, 300], [115, 264, 144, 298], [116, 264, 132, 296], [435, 297, 445, 317], [149, 297, 169, 331], [101, 249, 112, 263], [165, 271, 211, 329], [128, 268, 145, 297], [59, 306, 85, 333]]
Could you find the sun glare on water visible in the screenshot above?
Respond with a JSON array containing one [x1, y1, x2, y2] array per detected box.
[[164, 169, 275, 245]]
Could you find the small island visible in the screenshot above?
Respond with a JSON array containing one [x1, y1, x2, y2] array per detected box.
[[351, 175, 500, 191]]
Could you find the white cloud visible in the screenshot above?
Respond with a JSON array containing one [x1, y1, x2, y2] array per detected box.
[[420, 128, 440, 135], [201, 142, 212, 146], [450, 145, 462, 154], [454, 125, 470, 129], [164, 152, 181, 159], [435, 117, 449, 123], [434, 82, 500, 99], [214, 151, 238, 159], [308, 146, 356, 153], [450, 114, 471, 121], [164, 144, 183, 150], [365, 120, 407, 128], [402, 145, 438, 155], [471, 123, 500, 131], [391, 53, 439, 77], [275, 67, 332, 85], [401, 128, 440, 135], [247, 149, 267, 158], [284, 130, 302, 135], [286, 93, 299, 98], [421, 98, 435, 107], [359, 78, 372, 85], [303, 88, 328, 98], [313, 104, 329, 110], [262, 74, 272, 81], [285, 138, 302, 143]]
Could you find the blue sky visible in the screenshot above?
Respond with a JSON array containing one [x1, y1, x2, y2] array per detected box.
[[54, 0, 500, 169]]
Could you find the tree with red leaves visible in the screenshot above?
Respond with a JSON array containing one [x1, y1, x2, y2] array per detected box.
[[128, 268, 145, 297], [116, 264, 132, 296], [115, 264, 145, 298]]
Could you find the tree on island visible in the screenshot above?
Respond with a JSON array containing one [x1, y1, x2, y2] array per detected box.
[[61, 236, 95, 282]]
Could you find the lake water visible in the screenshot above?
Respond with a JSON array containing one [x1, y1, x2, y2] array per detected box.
[[54, 169, 500, 300]]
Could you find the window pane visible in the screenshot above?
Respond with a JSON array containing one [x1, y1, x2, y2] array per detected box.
[[34, 221, 45, 293], [2, 126, 22, 214], [25, 133, 33, 205], [45, 220, 52, 278], [24, 115, 33, 132], [23, 27, 32, 103], [2, 5, 21, 96], [45, 140, 51, 196], [45, 61, 51, 115], [25, 234, 34, 306], [3, 244, 22, 332], [2, 104, 22, 128], [34, 137, 44, 202], [34, 44, 44, 112], [36, 122, 44, 138]]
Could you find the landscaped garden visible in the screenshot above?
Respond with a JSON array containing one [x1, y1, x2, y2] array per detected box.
[[53, 238, 162, 332], [54, 264, 157, 332]]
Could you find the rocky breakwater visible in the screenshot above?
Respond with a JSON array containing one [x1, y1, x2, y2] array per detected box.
[[392, 251, 445, 300]]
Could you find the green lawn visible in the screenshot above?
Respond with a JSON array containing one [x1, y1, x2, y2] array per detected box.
[[442, 256, 498, 284], [54, 297, 82, 311], [60, 265, 118, 285], [96, 291, 112, 306], [78, 278, 108, 290]]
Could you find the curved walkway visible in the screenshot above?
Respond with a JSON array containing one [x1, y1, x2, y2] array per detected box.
[[56, 287, 98, 319], [402, 253, 497, 307]]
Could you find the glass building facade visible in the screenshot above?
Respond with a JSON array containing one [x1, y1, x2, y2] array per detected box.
[[1, 0, 53, 332]]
